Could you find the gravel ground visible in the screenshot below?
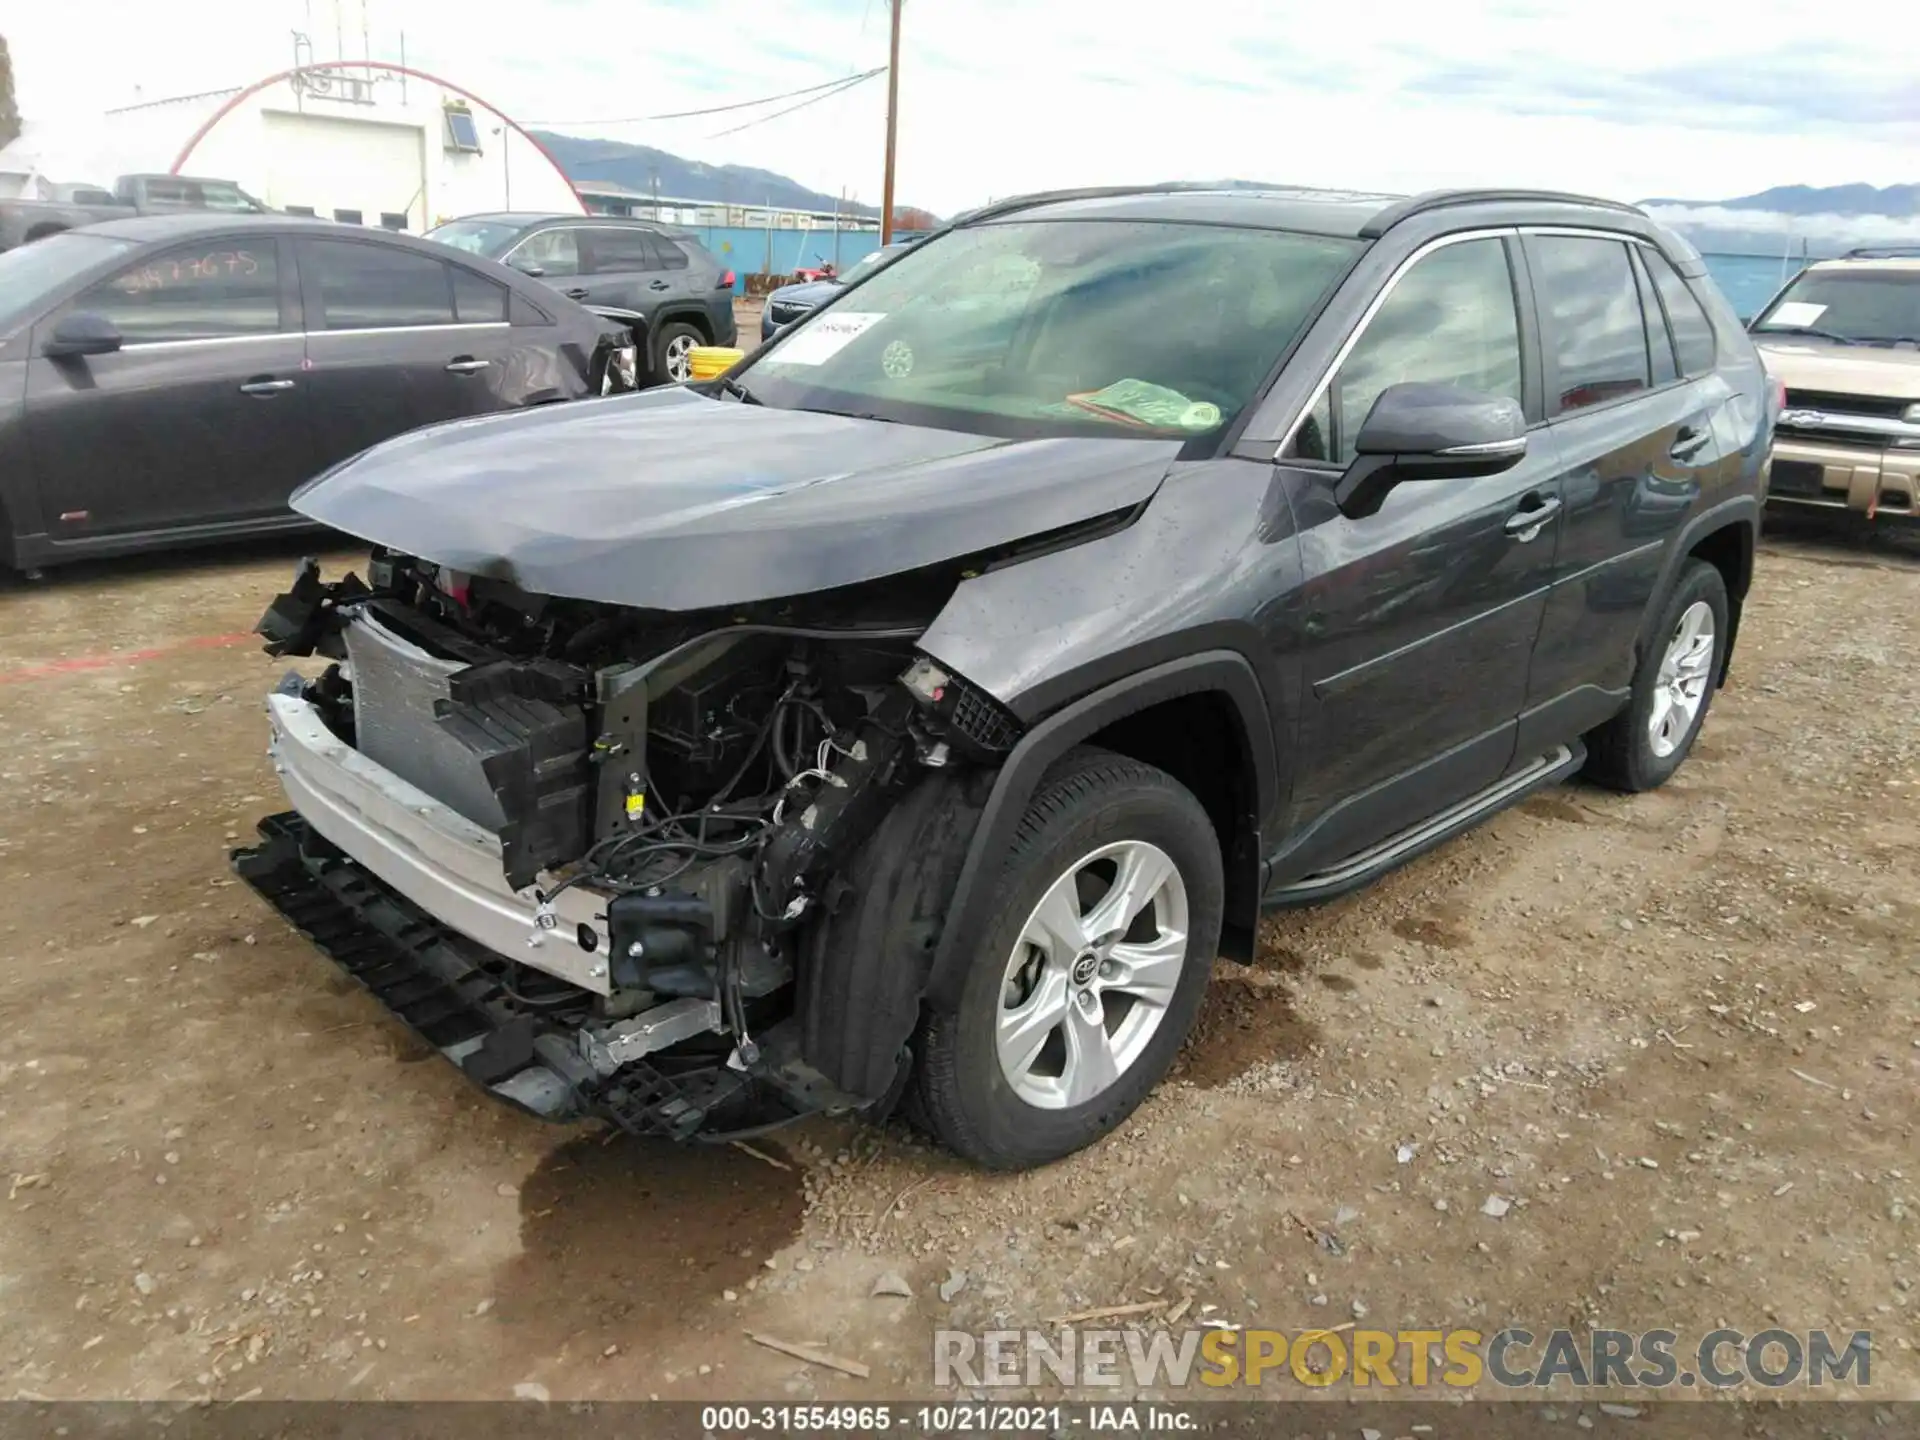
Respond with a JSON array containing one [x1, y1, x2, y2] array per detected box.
[[0, 513, 1914, 1405]]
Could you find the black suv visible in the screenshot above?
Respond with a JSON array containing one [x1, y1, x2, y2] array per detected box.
[[239, 186, 1775, 1170], [426, 213, 737, 383]]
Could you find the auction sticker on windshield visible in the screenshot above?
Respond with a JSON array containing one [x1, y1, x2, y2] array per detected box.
[[1767, 301, 1828, 327], [768, 311, 885, 365]]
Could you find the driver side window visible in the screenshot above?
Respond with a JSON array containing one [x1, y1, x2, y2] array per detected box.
[[1290, 238, 1523, 463], [66, 242, 283, 344]]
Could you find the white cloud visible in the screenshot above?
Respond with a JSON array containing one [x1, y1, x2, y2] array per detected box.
[[9, 0, 1918, 214]]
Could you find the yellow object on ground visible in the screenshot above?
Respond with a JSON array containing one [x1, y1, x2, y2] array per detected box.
[[687, 346, 744, 382]]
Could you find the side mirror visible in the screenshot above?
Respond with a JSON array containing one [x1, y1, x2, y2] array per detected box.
[[509, 259, 546, 278], [44, 312, 125, 359], [1335, 382, 1527, 519]]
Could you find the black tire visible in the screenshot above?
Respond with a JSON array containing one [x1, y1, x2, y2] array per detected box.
[[650, 321, 703, 385], [911, 747, 1224, 1169], [1584, 559, 1729, 792]]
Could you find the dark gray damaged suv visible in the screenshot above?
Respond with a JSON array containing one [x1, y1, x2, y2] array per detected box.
[[237, 186, 1776, 1169]]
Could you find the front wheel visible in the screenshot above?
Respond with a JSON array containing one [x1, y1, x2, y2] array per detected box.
[[1584, 558, 1729, 792], [651, 321, 702, 385], [911, 748, 1223, 1169]]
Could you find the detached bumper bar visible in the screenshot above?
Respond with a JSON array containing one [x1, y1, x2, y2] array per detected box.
[[263, 691, 612, 994], [233, 813, 734, 1137]]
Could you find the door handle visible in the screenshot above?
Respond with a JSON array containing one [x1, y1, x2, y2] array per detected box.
[[648, 279, 670, 291], [1504, 495, 1561, 541], [239, 378, 295, 396], [1670, 423, 1711, 461], [444, 358, 491, 374], [562, 287, 590, 300]]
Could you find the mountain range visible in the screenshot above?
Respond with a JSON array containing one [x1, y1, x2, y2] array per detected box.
[[528, 137, 1920, 259], [532, 131, 885, 219], [1641, 183, 1920, 218], [1635, 183, 1920, 258]]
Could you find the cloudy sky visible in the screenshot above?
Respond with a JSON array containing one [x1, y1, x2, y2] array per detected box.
[[9, 0, 1917, 216]]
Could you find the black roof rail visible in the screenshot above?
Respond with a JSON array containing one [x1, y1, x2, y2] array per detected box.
[[950, 182, 1241, 228], [1359, 188, 1647, 239], [1843, 245, 1920, 259]]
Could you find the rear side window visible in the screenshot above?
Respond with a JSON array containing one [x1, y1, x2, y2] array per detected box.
[[67, 241, 282, 343], [1529, 236, 1650, 415], [304, 239, 455, 329], [450, 266, 508, 323], [584, 228, 661, 273], [1641, 248, 1718, 377], [1298, 237, 1523, 464]]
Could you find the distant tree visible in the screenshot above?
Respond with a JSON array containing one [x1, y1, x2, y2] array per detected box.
[[0, 35, 18, 151], [891, 205, 938, 233]]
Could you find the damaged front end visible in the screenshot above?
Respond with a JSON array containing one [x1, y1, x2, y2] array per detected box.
[[234, 549, 1019, 1140]]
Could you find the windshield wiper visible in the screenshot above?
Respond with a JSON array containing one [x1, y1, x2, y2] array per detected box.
[[1852, 335, 1920, 347], [717, 375, 761, 405], [1755, 324, 1860, 345]]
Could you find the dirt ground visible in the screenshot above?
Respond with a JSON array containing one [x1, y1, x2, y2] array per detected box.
[[0, 512, 1916, 1406]]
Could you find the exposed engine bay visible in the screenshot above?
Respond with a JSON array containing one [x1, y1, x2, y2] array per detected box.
[[235, 548, 1020, 1141]]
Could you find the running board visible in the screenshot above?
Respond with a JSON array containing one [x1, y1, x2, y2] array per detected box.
[[1264, 743, 1583, 907]]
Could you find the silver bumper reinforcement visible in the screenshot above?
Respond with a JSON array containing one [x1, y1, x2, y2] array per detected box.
[[264, 692, 614, 994]]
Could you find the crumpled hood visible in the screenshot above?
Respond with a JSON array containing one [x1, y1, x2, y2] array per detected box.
[[291, 387, 1178, 610]]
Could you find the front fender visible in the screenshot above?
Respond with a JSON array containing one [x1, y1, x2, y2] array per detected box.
[[922, 650, 1276, 1007]]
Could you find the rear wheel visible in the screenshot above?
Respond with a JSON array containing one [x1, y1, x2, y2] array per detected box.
[[1584, 559, 1729, 792], [652, 321, 702, 384], [911, 748, 1223, 1169]]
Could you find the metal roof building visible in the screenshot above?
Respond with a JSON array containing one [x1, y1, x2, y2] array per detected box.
[[0, 60, 582, 231]]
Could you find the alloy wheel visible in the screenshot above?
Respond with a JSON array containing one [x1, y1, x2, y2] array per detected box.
[[994, 840, 1190, 1110], [664, 333, 696, 383], [1648, 599, 1716, 759]]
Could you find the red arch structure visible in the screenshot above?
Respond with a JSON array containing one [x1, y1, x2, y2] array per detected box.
[[168, 60, 582, 210]]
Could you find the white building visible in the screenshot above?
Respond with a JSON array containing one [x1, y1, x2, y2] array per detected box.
[[0, 60, 582, 231]]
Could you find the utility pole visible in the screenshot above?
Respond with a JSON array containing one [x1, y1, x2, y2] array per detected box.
[[880, 0, 902, 243]]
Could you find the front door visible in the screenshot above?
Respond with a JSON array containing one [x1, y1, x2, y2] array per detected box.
[[24, 235, 314, 536], [1272, 234, 1565, 874]]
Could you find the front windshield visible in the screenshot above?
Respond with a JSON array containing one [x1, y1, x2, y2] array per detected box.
[[425, 219, 522, 258], [1752, 267, 1920, 345], [743, 219, 1359, 439], [837, 246, 900, 286], [0, 232, 134, 334]]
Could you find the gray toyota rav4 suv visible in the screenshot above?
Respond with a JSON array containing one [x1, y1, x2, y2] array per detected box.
[[237, 185, 1776, 1169]]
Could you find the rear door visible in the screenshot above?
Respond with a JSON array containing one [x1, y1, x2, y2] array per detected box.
[[1273, 234, 1568, 871], [1519, 233, 1723, 746], [23, 234, 314, 534], [577, 225, 674, 328], [297, 235, 525, 474]]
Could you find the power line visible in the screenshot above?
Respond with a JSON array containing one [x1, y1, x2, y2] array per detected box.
[[525, 68, 886, 128], [706, 68, 884, 139]]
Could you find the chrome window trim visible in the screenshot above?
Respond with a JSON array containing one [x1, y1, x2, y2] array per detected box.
[[99, 330, 300, 353], [310, 321, 512, 339], [112, 321, 510, 353], [1277, 223, 1664, 455]]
